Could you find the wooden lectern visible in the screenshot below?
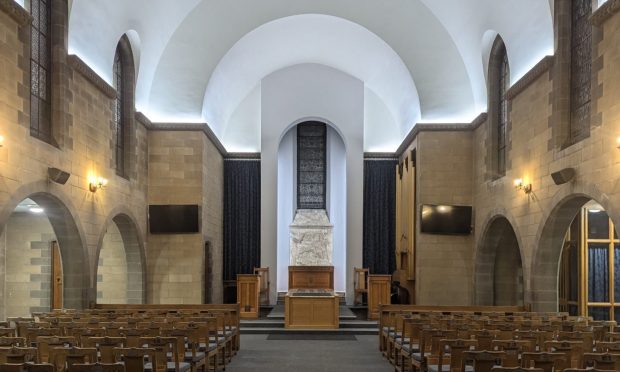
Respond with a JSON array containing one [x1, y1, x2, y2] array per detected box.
[[237, 274, 260, 319], [368, 274, 391, 320]]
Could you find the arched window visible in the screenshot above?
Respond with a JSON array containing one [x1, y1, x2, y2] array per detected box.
[[569, 0, 592, 142], [112, 36, 135, 178], [488, 36, 509, 178], [30, 0, 52, 142]]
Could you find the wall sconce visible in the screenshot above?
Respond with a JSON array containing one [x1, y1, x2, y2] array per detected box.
[[88, 176, 108, 192], [514, 178, 532, 194], [0, 135, 4, 147], [616, 136, 620, 148]]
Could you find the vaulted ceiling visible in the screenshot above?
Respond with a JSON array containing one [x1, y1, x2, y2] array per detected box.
[[65, 0, 555, 152]]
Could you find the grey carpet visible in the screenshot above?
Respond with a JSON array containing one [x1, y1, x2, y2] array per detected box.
[[226, 334, 392, 372], [266, 334, 357, 341]]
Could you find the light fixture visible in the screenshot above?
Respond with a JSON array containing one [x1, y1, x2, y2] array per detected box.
[[617, 136, 620, 148], [88, 176, 108, 192], [514, 178, 532, 194], [0, 135, 4, 147], [29, 207, 44, 214]]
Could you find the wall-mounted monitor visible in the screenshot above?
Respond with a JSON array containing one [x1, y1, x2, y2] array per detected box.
[[148, 205, 200, 234], [420, 204, 472, 235]]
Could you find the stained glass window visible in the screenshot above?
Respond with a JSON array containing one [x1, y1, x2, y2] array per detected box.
[[569, 0, 592, 141], [113, 48, 125, 176], [497, 42, 509, 176], [297, 122, 327, 210], [30, 0, 52, 142]]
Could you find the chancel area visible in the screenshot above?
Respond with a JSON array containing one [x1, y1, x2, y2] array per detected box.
[[2, 0, 620, 371]]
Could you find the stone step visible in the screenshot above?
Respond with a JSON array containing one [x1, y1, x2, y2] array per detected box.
[[240, 327, 378, 335], [241, 319, 378, 329]]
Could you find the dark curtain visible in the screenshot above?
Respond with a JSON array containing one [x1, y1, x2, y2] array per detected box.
[[363, 159, 397, 275], [588, 245, 609, 303], [223, 160, 261, 281]]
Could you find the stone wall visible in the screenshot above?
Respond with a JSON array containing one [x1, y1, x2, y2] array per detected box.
[[97, 222, 127, 304], [405, 131, 474, 305], [0, 4, 226, 314], [147, 131, 223, 304], [4, 213, 55, 317]]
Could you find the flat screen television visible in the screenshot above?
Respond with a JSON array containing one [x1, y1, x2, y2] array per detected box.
[[148, 205, 200, 234], [420, 204, 472, 235]]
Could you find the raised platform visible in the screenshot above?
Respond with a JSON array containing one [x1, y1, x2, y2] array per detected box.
[[240, 304, 377, 335]]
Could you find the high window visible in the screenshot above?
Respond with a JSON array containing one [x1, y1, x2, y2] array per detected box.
[[487, 36, 509, 178], [112, 36, 135, 178], [113, 47, 125, 176], [569, 0, 592, 142], [30, 0, 52, 142]]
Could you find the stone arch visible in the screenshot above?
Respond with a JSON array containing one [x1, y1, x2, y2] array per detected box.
[[474, 209, 525, 306], [94, 207, 146, 304], [0, 181, 90, 311], [530, 183, 620, 311]]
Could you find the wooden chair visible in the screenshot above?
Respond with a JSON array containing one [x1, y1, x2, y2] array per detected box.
[[68, 363, 125, 372], [50, 347, 98, 372], [582, 352, 620, 370], [0, 363, 54, 372], [0, 338, 27, 347], [160, 329, 205, 372], [112, 348, 156, 372], [0, 329, 17, 337], [520, 352, 568, 372], [36, 337, 76, 364], [462, 350, 505, 372], [491, 340, 534, 368], [82, 337, 126, 364], [0, 347, 38, 363], [253, 267, 270, 306], [596, 341, 620, 353], [562, 369, 616, 372], [543, 340, 585, 368], [353, 267, 369, 306], [429, 339, 477, 372], [490, 368, 544, 372], [139, 337, 191, 372]]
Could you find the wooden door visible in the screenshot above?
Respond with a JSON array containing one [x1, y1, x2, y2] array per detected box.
[[237, 274, 260, 319], [51, 241, 63, 309], [368, 274, 391, 320]]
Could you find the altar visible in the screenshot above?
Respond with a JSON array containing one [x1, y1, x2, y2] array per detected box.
[[284, 289, 339, 329], [284, 209, 339, 329]]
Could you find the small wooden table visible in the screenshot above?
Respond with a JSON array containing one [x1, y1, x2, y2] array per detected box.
[[284, 289, 339, 329]]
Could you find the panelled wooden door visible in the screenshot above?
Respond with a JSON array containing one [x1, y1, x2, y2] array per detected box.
[[51, 241, 63, 310]]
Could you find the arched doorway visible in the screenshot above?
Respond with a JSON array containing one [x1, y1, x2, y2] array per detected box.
[[475, 216, 524, 306], [557, 201, 620, 321], [96, 214, 145, 304], [0, 193, 87, 317]]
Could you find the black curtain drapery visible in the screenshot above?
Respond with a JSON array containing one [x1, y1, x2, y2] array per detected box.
[[223, 160, 261, 282], [363, 159, 397, 275]]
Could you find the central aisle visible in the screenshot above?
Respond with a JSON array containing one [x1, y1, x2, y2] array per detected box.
[[227, 334, 392, 372]]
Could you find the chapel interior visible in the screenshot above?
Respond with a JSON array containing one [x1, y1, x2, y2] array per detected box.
[[1, 0, 620, 371]]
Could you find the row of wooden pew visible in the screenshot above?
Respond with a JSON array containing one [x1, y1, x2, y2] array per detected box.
[[378, 304, 620, 372], [0, 304, 240, 372]]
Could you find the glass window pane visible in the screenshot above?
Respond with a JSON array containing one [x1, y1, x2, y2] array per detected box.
[[588, 244, 609, 302], [588, 210, 610, 239], [615, 308, 620, 325], [568, 305, 579, 317], [616, 245, 620, 302], [569, 243, 579, 302], [589, 307, 610, 321]]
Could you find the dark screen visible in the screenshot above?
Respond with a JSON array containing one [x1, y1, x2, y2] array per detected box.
[[149, 205, 200, 234], [420, 204, 472, 235]]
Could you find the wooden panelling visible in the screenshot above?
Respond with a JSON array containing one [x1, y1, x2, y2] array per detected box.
[[288, 266, 334, 290], [237, 274, 260, 319], [368, 274, 391, 320], [285, 293, 339, 329]]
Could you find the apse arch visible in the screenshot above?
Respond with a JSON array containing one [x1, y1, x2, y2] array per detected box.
[[94, 207, 147, 304], [0, 181, 90, 310], [531, 184, 620, 311], [276, 119, 347, 293], [203, 14, 420, 150], [474, 210, 525, 306]]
